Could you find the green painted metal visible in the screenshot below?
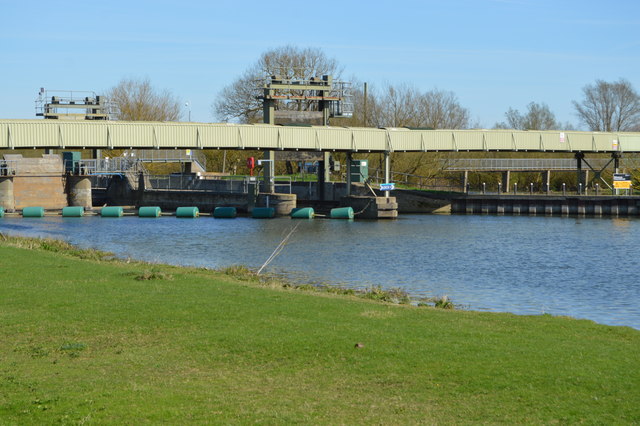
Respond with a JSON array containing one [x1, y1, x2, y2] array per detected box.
[[0, 207, 4, 218], [1, 120, 639, 153], [101, 206, 123, 217], [62, 206, 84, 217], [330, 207, 354, 219], [62, 151, 82, 173], [138, 206, 162, 217], [213, 207, 237, 218], [291, 207, 314, 219], [252, 207, 275, 218], [176, 206, 199, 218], [22, 206, 45, 217], [349, 159, 368, 183]]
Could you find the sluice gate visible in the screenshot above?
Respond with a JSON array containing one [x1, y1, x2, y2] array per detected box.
[[452, 195, 640, 217]]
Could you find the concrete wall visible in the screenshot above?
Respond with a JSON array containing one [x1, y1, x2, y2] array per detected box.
[[451, 195, 640, 216], [1, 154, 68, 209], [140, 190, 252, 213], [13, 176, 67, 209]]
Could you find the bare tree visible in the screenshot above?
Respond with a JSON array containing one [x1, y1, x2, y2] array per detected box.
[[495, 102, 560, 130], [213, 46, 343, 123], [418, 89, 470, 129], [107, 77, 181, 121], [365, 84, 470, 129], [573, 78, 640, 131]]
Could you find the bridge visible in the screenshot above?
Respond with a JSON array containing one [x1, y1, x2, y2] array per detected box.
[[2, 120, 640, 153]]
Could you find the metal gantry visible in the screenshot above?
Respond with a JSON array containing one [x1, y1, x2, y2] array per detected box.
[[2, 120, 640, 153]]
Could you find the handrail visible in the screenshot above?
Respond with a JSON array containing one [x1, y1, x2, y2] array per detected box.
[[442, 158, 613, 171], [0, 160, 19, 176]]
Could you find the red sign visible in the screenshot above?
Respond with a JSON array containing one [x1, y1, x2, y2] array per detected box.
[[246, 157, 256, 176]]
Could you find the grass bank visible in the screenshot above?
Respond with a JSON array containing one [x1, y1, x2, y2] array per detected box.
[[0, 235, 638, 424]]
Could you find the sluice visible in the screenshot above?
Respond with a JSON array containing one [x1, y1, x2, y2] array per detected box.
[[213, 207, 237, 218], [252, 207, 275, 219], [291, 207, 315, 219], [101, 206, 124, 217], [176, 206, 199, 218], [62, 206, 84, 217], [139, 206, 162, 218], [22, 207, 45, 218]]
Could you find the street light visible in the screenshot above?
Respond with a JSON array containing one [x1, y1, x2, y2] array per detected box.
[[185, 101, 191, 122]]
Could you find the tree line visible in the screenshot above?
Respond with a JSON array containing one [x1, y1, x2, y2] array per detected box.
[[104, 46, 640, 186]]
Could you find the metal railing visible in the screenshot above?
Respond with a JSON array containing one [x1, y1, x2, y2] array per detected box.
[[122, 149, 206, 171], [0, 160, 19, 176], [145, 174, 293, 194], [367, 168, 461, 191], [147, 175, 248, 193], [64, 158, 139, 175], [442, 158, 613, 171], [260, 176, 292, 194], [469, 181, 634, 196]]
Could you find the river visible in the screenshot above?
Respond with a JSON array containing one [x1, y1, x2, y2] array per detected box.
[[1, 214, 639, 329]]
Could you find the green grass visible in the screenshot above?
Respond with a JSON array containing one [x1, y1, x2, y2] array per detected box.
[[0, 236, 639, 424]]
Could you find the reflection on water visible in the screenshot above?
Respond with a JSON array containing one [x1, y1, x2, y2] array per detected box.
[[2, 214, 639, 330]]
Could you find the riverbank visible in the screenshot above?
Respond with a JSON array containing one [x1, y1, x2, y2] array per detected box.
[[1, 236, 639, 423]]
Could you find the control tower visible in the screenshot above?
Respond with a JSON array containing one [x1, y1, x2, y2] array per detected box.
[[35, 89, 112, 120]]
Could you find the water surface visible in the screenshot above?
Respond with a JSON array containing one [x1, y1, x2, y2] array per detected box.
[[1, 214, 639, 329]]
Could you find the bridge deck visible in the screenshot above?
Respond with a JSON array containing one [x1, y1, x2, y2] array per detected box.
[[2, 120, 640, 153]]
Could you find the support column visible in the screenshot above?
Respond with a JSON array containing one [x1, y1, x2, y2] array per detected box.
[[346, 152, 353, 196], [263, 150, 275, 194], [320, 152, 331, 183], [318, 152, 331, 201], [612, 152, 621, 173], [463, 171, 469, 193], [575, 152, 584, 190], [384, 151, 390, 197], [263, 89, 276, 194], [501, 171, 510, 193], [67, 175, 92, 209], [0, 177, 15, 212], [542, 170, 551, 193]]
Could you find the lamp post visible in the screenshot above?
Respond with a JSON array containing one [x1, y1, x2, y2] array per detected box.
[[185, 101, 191, 122]]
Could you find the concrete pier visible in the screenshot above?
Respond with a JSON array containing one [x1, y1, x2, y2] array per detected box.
[[340, 195, 398, 219], [67, 175, 92, 209], [0, 177, 15, 212]]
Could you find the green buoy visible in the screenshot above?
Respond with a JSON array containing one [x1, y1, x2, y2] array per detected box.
[[22, 207, 45, 218], [101, 206, 124, 217], [62, 206, 84, 217], [176, 206, 199, 218], [330, 207, 354, 219], [139, 206, 162, 217], [291, 207, 314, 219], [213, 207, 237, 218], [252, 207, 275, 218]]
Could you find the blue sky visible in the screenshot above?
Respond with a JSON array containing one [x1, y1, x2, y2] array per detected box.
[[2, 0, 639, 129]]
